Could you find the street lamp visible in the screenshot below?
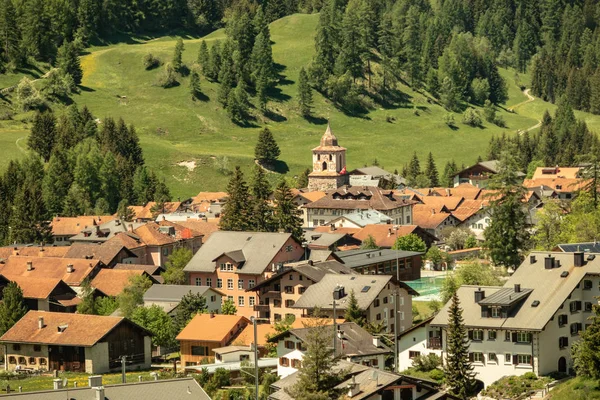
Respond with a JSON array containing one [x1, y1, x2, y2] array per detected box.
[[302, 241, 308, 260], [393, 225, 400, 281], [249, 317, 269, 400]]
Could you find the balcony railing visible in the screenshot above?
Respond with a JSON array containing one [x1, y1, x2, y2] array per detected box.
[[427, 337, 442, 349], [254, 304, 270, 312]]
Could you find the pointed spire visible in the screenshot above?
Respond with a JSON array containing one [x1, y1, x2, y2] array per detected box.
[[320, 120, 338, 147]]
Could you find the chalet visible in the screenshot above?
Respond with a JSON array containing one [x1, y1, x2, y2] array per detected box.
[[70, 219, 145, 244], [0, 275, 78, 312], [292, 274, 417, 333], [412, 205, 461, 238], [143, 284, 224, 315], [176, 314, 249, 366], [523, 166, 587, 200], [133, 221, 203, 266], [0, 311, 151, 373], [335, 249, 423, 281], [352, 224, 437, 249], [183, 232, 304, 318], [452, 160, 503, 188], [64, 242, 139, 268], [50, 216, 116, 246], [348, 166, 406, 188], [430, 251, 600, 386], [269, 322, 391, 378], [0, 256, 102, 287], [248, 259, 356, 321]]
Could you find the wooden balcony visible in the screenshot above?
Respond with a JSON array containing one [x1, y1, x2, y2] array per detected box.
[[427, 337, 442, 350]]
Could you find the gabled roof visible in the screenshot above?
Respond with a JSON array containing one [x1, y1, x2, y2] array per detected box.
[[532, 166, 581, 180], [352, 224, 432, 248], [0, 310, 145, 346], [269, 322, 391, 357], [133, 221, 203, 246], [334, 249, 423, 270], [51, 215, 116, 236], [450, 199, 488, 222], [304, 232, 349, 249], [105, 232, 145, 250], [328, 210, 392, 228], [412, 205, 457, 229], [113, 263, 163, 276], [136, 201, 182, 220], [0, 256, 100, 286], [522, 177, 588, 193], [235, 318, 344, 347], [143, 284, 224, 303], [91, 269, 158, 297], [176, 314, 250, 342], [305, 186, 414, 211], [191, 191, 229, 204], [0, 275, 76, 300], [70, 220, 145, 243], [420, 196, 463, 212], [312, 226, 361, 236], [64, 242, 137, 265], [249, 260, 356, 292], [431, 251, 600, 330], [0, 246, 69, 260], [176, 220, 220, 243], [184, 231, 297, 275], [292, 274, 417, 311]]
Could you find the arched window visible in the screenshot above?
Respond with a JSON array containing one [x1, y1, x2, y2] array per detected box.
[[322, 161, 327, 171], [329, 154, 333, 161]]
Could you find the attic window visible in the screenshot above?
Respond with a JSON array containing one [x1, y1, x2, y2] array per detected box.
[[560, 271, 569, 278], [371, 280, 376, 284], [350, 277, 355, 280], [531, 300, 540, 307], [246, 237, 252, 241], [588, 255, 596, 261], [57, 324, 68, 333], [361, 286, 371, 293]]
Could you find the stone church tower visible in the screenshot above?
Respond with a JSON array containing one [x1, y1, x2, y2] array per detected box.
[[308, 122, 348, 192]]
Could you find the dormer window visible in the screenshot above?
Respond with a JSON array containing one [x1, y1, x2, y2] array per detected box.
[[491, 307, 501, 318]]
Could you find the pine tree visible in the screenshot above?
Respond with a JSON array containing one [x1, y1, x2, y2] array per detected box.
[[250, 165, 274, 232], [442, 160, 458, 187], [206, 40, 221, 81], [117, 200, 136, 222], [220, 166, 252, 231], [173, 38, 184, 72], [256, 71, 269, 113], [77, 279, 98, 315], [572, 299, 600, 378], [298, 67, 313, 118], [62, 183, 92, 216], [9, 166, 50, 244], [189, 69, 201, 99], [132, 166, 153, 205], [218, 41, 235, 105], [28, 112, 56, 162], [56, 41, 82, 85], [273, 179, 304, 242], [99, 151, 120, 213], [344, 289, 365, 326], [174, 290, 207, 331], [21, 0, 52, 60], [197, 40, 209, 74], [407, 152, 421, 186], [0, 282, 28, 336], [297, 168, 310, 188], [0, 0, 22, 68], [254, 127, 280, 166], [310, 0, 339, 86], [403, 6, 423, 87], [425, 152, 439, 187], [444, 292, 476, 399], [335, 1, 364, 81], [43, 148, 73, 216]]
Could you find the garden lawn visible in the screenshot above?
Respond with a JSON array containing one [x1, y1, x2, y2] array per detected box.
[[548, 377, 600, 400]]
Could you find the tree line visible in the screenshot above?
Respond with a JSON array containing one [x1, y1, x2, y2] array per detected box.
[[0, 105, 170, 246]]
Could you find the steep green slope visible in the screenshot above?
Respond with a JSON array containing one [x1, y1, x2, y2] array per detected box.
[[2, 13, 598, 198]]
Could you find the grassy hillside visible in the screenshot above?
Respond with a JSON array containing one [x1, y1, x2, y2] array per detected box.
[[2, 13, 600, 198], [548, 377, 600, 399]]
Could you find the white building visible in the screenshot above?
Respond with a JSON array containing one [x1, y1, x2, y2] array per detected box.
[[397, 316, 443, 372], [269, 322, 391, 378], [430, 251, 600, 386]]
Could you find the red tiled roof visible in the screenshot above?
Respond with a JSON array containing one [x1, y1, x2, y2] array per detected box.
[[0, 256, 100, 286], [352, 225, 419, 248], [305, 186, 414, 211], [176, 314, 250, 343], [413, 205, 455, 229], [51, 216, 116, 236], [0, 247, 69, 260], [91, 269, 153, 297], [0, 275, 74, 299]]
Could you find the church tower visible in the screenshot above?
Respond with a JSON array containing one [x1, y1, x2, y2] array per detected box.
[[308, 122, 348, 192]]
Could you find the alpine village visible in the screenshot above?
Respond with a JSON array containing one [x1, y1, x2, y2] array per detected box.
[[3, 0, 600, 399]]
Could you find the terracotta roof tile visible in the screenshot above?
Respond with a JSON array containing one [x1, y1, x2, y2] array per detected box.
[[0, 256, 100, 286], [532, 167, 581, 180], [0, 246, 69, 260], [523, 178, 588, 193], [191, 192, 228, 204], [133, 221, 203, 246], [0, 275, 75, 299], [176, 314, 250, 343], [420, 196, 463, 212], [137, 202, 182, 220], [451, 199, 487, 222], [352, 225, 419, 248], [312, 226, 361, 235], [0, 310, 128, 346], [113, 263, 163, 275], [305, 186, 414, 211], [105, 232, 145, 250], [91, 269, 154, 297], [64, 242, 135, 265], [412, 205, 456, 229], [176, 220, 220, 243], [51, 216, 117, 237], [235, 318, 343, 346]]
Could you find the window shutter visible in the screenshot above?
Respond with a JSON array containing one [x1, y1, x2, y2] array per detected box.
[[468, 330, 473, 340], [530, 356, 533, 366], [577, 301, 582, 311], [528, 333, 532, 343], [513, 355, 518, 365], [512, 332, 518, 342], [481, 306, 487, 318], [578, 323, 583, 332], [558, 337, 562, 348], [469, 353, 474, 362]]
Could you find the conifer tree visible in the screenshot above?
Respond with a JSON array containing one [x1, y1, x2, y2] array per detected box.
[[0, 282, 28, 336], [572, 300, 600, 378], [189, 69, 201, 99], [218, 41, 235, 105], [77, 279, 98, 315], [174, 290, 207, 331], [335, 1, 363, 81], [344, 289, 365, 326], [28, 112, 56, 162], [425, 152, 439, 187], [99, 151, 119, 213], [43, 148, 73, 216], [220, 166, 252, 231], [407, 152, 421, 186], [254, 127, 280, 166], [0, 0, 21, 68], [117, 200, 136, 222], [207, 40, 221, 81], [56, 41, 82, 84], [442, 160, 458, 187], [444, 292, 476, 399], [173, 38, 184, 72], [297, 168, 310, 188], [256, 71, 269, 113], [250, 164, 274, 232], [197, 40, 209, 74], [310, 0, 339, 86], [273, 179, 304, 242], [298, 67, 313, 118]]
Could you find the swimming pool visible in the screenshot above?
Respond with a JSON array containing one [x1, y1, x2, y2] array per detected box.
[[406, 276, 446, 301]]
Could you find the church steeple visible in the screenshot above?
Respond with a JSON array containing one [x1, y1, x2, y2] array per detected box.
[[308, 122, 348, 192]]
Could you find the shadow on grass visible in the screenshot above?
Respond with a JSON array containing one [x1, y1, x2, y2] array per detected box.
[[78, 86, 96, 92], [232, 115, 260, 128], [447, 124, 459, 131], [305, 115, 328, 125], [267, 86, 291, 102], [192, 92, 210, 102], [271, 160, 290, 174], [264, 109, 287, 122]]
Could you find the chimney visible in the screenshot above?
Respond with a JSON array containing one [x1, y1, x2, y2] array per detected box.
[[347, 375, 360, 398], [210, 312, 215, 318], [53, 379, 63, 390], [66, 264, 74, 273], [474, 288, 485, 302], [514, 284, 521, 293], [333, 285, 345, 300], [38, 317, 44, 330], [94, 387, 105, 400], [530, 255, 536, 264], [115, 219, 121, 226], [372, 337, 382, 347], [308, 260, 314, 266], [27, 261, 33, 271], [544, 255, 555, 270], [88, 376, 102, 388], [574, 252, 585, 267]]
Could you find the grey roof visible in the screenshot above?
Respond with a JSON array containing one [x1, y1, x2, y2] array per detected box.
[[292, 274, 417, 311], [250, 260, 356, 292], [334, 368, 401, 400], [155, 212, 206, 222], [477, 287, 532, 306], [2, 378, 210, 400], [305, 232, 347, 248], [309, 249, 334, 262], [184, 231, 296, 275], [70, 220, 145, 243], [222, 250, 246, 263], [332, 210, 392, 227], [212, 345, 251, 354], [350, 166, 406, 184], [143, 284, 223, 303], [478, 160, 501, 173], [557, 242, 600, 253], [349, 176, 381, 187], [185, 357, 278, 374], [431, 251, 600, 330], [334, 248, 423, 269]]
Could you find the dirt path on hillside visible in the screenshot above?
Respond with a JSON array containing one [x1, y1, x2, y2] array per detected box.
[[509, 88, 542, 134]]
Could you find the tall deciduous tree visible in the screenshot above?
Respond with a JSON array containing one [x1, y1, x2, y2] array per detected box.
[[0, 282, 27, 336], [443, 292, 476, 399], [132, 305, 177, 348], [392, 234, 426, 253], [220, 166, 251, 231], [118, 274, 152, 318], [273, 179, 304, 242], [221, 298, 237, 315]]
